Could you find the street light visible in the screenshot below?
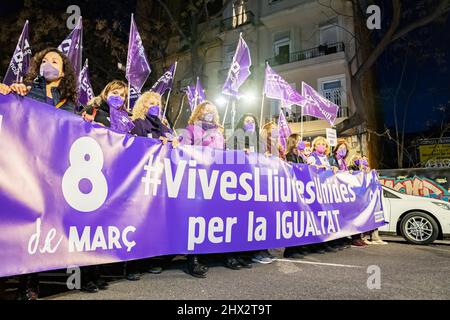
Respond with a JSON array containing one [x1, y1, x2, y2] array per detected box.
[[215, 96, 228, 107]]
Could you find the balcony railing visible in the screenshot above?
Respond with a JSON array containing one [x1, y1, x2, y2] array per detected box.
[[220, 11, 255, 32], [267, 42, 345, 66]]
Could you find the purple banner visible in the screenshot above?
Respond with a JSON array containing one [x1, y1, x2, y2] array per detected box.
[[58, 17, 83, 78], [3, 20, 32, 85], [78, 59, 94, 107], [301, 82, 339, 125], [0, 94, 385, 277], [126, 14, 151, 92], [222, 34, 252, 97]]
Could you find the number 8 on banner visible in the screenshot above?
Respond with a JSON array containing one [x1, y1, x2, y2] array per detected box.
[[62, 137, 108, 212]]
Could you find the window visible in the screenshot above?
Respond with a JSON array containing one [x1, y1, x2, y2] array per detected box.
[[273, 31, 291, 65], [233, 0, 248, 28], [319, 23, 338, 46], [383, 189, 401, 199], [318, 75, 348, 117]]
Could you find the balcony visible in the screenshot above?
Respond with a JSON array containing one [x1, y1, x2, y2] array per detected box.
[[267, 42, 345, 67], [220, 11, 255, 32]]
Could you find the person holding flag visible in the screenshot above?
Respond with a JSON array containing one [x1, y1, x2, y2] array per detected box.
[[81, 80, 134, 135], [0, 47, 78, 113], [3, 20, 32, 85]]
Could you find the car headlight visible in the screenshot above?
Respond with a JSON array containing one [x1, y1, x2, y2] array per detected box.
[[432, 202, 450, 211]]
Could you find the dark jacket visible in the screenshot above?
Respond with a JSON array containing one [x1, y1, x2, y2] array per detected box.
[[26, 76, 76, 113], [81, 101, 111, 127], [328, 155, 339, 168], [131, 114, 172, 138], [286, 152, 305, 164]]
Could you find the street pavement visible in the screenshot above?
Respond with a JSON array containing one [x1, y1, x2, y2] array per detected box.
[[42, 237, 450, 300]]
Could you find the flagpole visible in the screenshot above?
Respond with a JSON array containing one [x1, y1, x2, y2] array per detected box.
[[163, 61, 178, 119], [222, 96, 231, 127], [17, 20, 29, 83], [79, 16, 83, 78], [231, 97, 236, 133], [300, 105, 304, 141], [126, 14, 133, 112]]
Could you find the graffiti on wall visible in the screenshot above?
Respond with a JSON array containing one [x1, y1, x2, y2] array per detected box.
[[379, 175, 450, 202]]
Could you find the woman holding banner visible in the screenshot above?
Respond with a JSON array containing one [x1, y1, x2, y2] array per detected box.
[[328, 141, 353, 250], [81, 80, 134, 134], [130, 91, 173, 141], [0, 47, 79, 300], [306, 136, 341, 254], [0, 47, 78, 113], [283, 133, 311, 259], [180, 101, 224, 278]]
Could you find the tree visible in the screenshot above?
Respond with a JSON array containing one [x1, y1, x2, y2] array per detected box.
[[319, 0, 450, 167]]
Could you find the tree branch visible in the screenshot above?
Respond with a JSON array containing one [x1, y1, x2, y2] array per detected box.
[[392, 0, 450, 42], [353, 0, 402, 80], [155, 0, 189, 41]]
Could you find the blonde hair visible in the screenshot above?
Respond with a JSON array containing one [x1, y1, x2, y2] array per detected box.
[[286, 133, 302, 155], [88, 80, 128, 110], [188, 101, 222, 128], [349, 154, 362, 167], [311, 136, 331, 156], [131, 91, 162, 121]]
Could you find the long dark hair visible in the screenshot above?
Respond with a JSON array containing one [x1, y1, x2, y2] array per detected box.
[[236, 113, 259, 134], [25, 47, 78, 104]]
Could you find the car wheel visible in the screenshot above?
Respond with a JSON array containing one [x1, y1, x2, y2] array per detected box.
[[400, 211, 439, 245]]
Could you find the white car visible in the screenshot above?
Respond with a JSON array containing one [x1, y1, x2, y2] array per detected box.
[[379, 186, 450, 245]]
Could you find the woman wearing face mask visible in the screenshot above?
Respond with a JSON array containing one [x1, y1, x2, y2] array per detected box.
[[327, 142, 353, 251], [181, 101, 224, 149], [232, 113, 259, 152], [350, 156, 387, 246], [180, 101, 224, 278], [0, 48, 78, 300], [0, 48, 78, 113], [283, 133, 312, 259], [81, 80, 134, 134], [260, 121, 286, 161], [130, 91, 178, 274], [307, 136, 333, 170], [306, 137, 341, 254], [130, 91, 173, 140]]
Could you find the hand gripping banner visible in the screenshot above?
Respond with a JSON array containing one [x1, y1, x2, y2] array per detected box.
[[0, 95, 386, 277]]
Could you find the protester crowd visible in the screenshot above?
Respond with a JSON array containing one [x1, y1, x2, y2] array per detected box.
[[0, 47, 387, 300]]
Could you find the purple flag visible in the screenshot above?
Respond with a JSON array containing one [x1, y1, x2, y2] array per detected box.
[[126, 14, 151, 92], [3, 21, 32, 85], [185, 85, 196, 111], [222, 34, 252, 97], [278, 110, 292, 151], [264, 64, 307, 109], [110, 107, 135, 134], [78, 59, 94, 107], [129, 85, 141, 110], [195, 77, 206, 105], [151, 62, 177, 95], [58, 17, 83, 78], [302, 82, 339, 125]]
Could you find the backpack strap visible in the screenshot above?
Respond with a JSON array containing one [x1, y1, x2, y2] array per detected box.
[[55, 98, 68, 109]]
